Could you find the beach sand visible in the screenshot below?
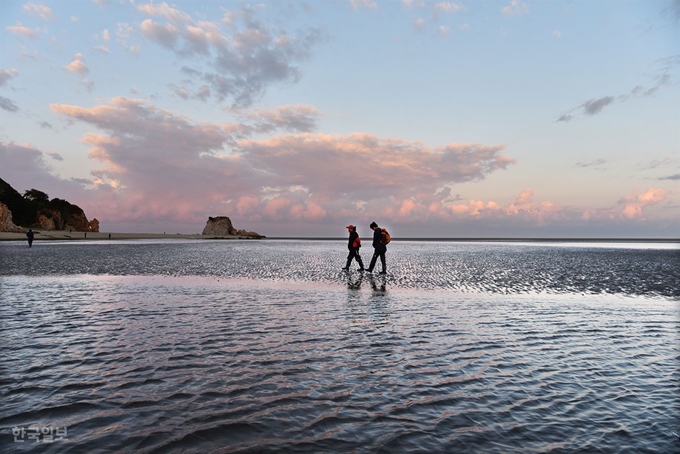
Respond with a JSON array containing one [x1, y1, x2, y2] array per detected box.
[[0, 230, 249, 241]]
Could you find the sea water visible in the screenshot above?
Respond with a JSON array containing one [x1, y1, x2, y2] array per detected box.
[[0, 240, 678, 453]]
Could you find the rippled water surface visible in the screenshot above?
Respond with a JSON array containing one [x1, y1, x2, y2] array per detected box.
[[1, 240, 678, 453]]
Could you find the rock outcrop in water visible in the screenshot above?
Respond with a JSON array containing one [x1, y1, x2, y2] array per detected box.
[[201, 216, 263, 238], [0, 202, 25, 233], [88, 218, 100, 233]]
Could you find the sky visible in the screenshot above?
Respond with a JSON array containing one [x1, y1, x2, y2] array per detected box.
[[0, 0, 678, 238]]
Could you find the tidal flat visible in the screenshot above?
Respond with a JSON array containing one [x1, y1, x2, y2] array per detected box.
[[1, 240, 678, 453]]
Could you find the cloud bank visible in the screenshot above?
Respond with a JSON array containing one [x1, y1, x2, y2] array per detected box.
[[2, 95, 671, 235], [35, 97, 515, 230]]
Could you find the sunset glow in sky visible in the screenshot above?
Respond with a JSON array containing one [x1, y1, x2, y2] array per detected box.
[[1, 0, 678, 237]]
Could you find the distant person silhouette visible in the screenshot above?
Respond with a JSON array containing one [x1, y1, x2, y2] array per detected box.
[[366, 221, 387, 274], [342, 225, 365, 271], [26, 229, 34, 248]]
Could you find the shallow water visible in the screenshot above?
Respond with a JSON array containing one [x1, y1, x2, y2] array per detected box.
[[1, 239, 678, 298], [0, 240, 678, 453]]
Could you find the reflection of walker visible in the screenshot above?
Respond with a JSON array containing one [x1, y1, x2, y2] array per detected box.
[[367, 274, 386, 292], [347, 272, 363, 290]]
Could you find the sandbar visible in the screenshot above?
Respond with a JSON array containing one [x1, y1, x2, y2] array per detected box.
[[0, 230, 248, 241]]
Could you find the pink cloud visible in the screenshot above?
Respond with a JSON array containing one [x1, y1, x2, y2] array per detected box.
[[140, 20, 178, 49], [290, 201, 327, 220], [243, 104, 321, 134], [513, 187, 534, 205], [238, 133, 514, 198], [64, 53, 89, 76], [33, 97, 672, 236], [49, 98, 257, 225], [618, 188, 673, 219], [6, 22, 39, 39], [504, 189, 562, 222], [378, 189, 565, 224], [399, 199, 418, 217], [0, 68, 19, 86], [23, 2, 55, 21], [184, 26, 210, 53], [502, 0, 530, 17], [44, 97, 518, 231], [235, 196, 261, 219], [451, 200, 490, 216], [581, 187, 675, 221], [136, 2, 193, 24], [263, 197, 292, 219]]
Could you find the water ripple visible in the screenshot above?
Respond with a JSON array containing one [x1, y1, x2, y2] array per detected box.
[[0, 241, 678, 452]]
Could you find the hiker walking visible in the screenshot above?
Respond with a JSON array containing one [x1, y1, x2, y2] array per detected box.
[[26, 229, 34, 248], [343, 225, 365, 271], [366, 221, 389, 274]]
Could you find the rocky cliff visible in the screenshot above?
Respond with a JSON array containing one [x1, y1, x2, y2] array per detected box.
[[0, 177, 97, 232], [0, 177, 34, 227], [201, 216, 263, 238], [0, 202, 25, 233]]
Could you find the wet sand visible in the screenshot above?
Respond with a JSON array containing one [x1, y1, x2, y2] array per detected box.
[[1, 240, 678, 452], [0, 230, 245, 241]]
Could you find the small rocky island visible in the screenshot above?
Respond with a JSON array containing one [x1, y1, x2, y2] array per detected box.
[[202, 216, 264, 239]]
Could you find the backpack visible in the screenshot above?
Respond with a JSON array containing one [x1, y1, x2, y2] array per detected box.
[[380, 228, 391, 245], [353, 237, 361, 248]]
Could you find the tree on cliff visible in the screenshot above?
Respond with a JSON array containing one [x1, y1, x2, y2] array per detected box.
[[23, 189, 50, 205]]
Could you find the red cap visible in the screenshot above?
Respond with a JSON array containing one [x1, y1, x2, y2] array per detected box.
[[346, 225, 355, 229]]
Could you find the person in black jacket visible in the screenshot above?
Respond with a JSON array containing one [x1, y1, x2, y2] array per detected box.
[[366, 221, 386, 274], [343, 225, 365, 271]]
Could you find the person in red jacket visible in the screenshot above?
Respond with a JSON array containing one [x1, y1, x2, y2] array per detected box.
[[342, 225, 365, 271]]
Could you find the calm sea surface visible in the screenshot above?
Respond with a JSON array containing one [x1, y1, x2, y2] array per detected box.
[[1, 240, 678, 453]]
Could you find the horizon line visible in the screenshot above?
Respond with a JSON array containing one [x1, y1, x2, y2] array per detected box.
[[266, 237, 680, 242]]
